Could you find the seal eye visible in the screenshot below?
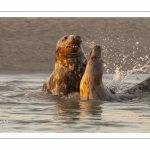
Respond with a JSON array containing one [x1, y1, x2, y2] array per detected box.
[[97, 46, 101, 49], [62, 36, 68, 42], [64, 36, 68, 40]]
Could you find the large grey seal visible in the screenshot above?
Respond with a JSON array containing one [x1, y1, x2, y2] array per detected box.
[[43, 35, 87, 96], [80, 45, 150, 101]]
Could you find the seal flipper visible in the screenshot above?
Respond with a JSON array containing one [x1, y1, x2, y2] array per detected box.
[[42, 71, 54, 93]]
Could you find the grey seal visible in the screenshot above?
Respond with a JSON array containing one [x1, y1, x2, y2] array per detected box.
[[80, 45, 150, 101], [43, 35, 87, 96]]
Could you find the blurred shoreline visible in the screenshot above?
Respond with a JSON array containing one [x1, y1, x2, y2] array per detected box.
[[0, 18, 150, 73]]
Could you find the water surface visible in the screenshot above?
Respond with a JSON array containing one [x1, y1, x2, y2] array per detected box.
[[0, 73, 150, 132]]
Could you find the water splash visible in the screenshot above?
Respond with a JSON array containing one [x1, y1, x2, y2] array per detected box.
[[85, 41, 95, 49], [81, 25, 150, 94], [106, 67, 127, 92], [83, 38, 150, 93], [107, 60, 150, 92]]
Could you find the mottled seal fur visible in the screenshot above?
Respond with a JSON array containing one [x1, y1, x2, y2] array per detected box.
[[80, 45, 150, 101], [121, 77, 150, 95], [43, 35, 87, 96]]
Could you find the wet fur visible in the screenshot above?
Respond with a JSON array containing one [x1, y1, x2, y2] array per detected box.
[[43, 35, 87, 96]]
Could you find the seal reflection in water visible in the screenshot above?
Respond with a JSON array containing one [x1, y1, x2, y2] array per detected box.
[[80, 45, 115, 101], [43, 35, 87, 96]]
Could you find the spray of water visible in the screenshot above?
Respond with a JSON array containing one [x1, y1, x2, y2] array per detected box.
[[107, 57, 150, 92], [83, 38, 150, 93]]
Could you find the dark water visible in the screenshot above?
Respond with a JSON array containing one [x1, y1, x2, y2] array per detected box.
[[0, 73, 150, 132]]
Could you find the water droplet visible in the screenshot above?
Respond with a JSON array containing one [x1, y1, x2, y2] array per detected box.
[[136, 42, 139, 45]]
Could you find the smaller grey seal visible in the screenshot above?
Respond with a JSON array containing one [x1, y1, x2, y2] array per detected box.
[[80, 45, 150, 101], [43, 35, 87, 96], [80, 45, 115, 100]]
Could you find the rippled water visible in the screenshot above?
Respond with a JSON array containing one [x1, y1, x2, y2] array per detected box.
[[0, 73, 150, 132]]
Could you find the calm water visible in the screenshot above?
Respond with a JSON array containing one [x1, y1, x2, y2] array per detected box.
[[0, 73, 150, 133]]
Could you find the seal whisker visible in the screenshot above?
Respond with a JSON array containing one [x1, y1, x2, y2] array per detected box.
[[59, 25, 69, 35]]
